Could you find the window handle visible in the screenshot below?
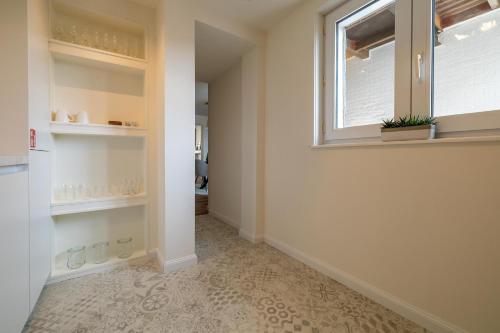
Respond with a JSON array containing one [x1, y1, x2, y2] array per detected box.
[[417, 52, 424, 82]]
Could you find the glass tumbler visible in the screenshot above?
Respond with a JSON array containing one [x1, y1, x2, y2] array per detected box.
[[67, 246, 86, 270], [116, 237, 133, 259], [92, 241, 109, 264]]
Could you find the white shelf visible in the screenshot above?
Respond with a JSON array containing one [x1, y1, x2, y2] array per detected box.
[[49, 39, 147, 74], [49, 250, 149, 283], [51, 194, 147, 216], [50, 122, 147, 137]]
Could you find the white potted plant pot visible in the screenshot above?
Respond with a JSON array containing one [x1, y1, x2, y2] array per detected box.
[[381, 124, 436, 142]]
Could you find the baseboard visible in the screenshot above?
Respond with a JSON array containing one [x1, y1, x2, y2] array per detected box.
[[162, 254, 198, 273], [151, 248, 164, 271], [208, 209, 240, 229], [239, 228, 264, 244], [264, 235, 469, 333], [208, 210, 264, 244]]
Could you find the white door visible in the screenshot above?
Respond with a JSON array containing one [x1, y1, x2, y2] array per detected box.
[[0, 163, 30, 333]]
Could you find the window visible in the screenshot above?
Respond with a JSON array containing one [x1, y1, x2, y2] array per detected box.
[[433, 0, 500, 132], [324, 0, 403, 141], [337, 0, 396, 129], [321, 0, 500, 143]]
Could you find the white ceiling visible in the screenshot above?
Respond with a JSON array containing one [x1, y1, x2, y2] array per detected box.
[[194, 0, 305, 31], [195, 21, 254, 82], [129, 0, 305, 31], [127, 0, 158, 9], [196, 81, 209, 116]]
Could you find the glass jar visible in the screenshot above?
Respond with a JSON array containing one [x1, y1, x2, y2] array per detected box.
[[116, 237, 133, 259], [92, 241, 109, 264], [67, 246, 86, 270]]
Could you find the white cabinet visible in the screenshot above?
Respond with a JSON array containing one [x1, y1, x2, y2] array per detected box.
[[0, 165, 30, 333], [29, 151, 51, 311]]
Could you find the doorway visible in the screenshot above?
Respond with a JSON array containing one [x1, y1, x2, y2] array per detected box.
[[193, 21, 254, 229], [195, 82, 209, 216]]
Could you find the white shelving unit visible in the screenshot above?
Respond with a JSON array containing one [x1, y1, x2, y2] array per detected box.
[[48, 1, 151, 282], [50, 122, 147, 137], [51, 194, 147, 216]]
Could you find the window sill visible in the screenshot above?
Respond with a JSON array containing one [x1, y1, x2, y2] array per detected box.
[[311, 135, 500, 150]]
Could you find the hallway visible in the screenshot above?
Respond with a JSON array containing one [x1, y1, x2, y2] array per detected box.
[[25, 216, 427, 333]]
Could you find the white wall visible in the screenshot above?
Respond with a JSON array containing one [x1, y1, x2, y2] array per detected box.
[[208, 62, 242, 227], [0, 0, 29, 156], [265, 1, 500, 333], [157, 0, 197, 268], [241, 48, 266, 240]]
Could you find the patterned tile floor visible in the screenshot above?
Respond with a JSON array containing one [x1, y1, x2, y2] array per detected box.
[[24, 215, 430, 333]]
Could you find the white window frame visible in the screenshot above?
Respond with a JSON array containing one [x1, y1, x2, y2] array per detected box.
[[318, 0, 500, 146], [414, 0, 500, 136], [324, 0, 412, 142]]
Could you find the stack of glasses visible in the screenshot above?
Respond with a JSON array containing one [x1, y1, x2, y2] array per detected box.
[[66, 237, 134, 270]]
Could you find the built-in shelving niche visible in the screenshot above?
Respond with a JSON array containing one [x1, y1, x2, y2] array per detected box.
[[48, 1, 150, 282]]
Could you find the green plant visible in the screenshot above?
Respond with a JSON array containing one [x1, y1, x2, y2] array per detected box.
[[381, 115, 436, 129]]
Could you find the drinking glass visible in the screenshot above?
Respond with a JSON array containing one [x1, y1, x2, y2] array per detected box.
[[67, 246, 86, 270], [85, 185, 93, 199], [53, 186, 63, 202], [70, 25, 78, 44], [121, 35, 129, 56], [67, 184, 76, 201], [61, 184, 69, 201], [117, 238, 133, 259], [91, 184, 100, 198], [92, 241, 109, 264], [111, 184, 120, 196], [93, 30, 101, 49], [121, 179, 130, 196], [129, 37, 138, 58], [81, 27, 90, 47], [128, 179, 137, 195], [112, 34, 119, 53], [54, 20, 65, 41], [103, 33, 110, 50], [138, 179, 144, 194]]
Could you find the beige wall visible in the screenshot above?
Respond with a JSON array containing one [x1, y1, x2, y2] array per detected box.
[[158, 0, 197, 265], [208, 62, 242, 227], [264, 1, 500, 332], [0, 0, 29, 156], [240, 48, 266, 241]]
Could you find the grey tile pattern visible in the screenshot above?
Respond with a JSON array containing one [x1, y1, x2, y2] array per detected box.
[[25, 215, 430, 333]]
